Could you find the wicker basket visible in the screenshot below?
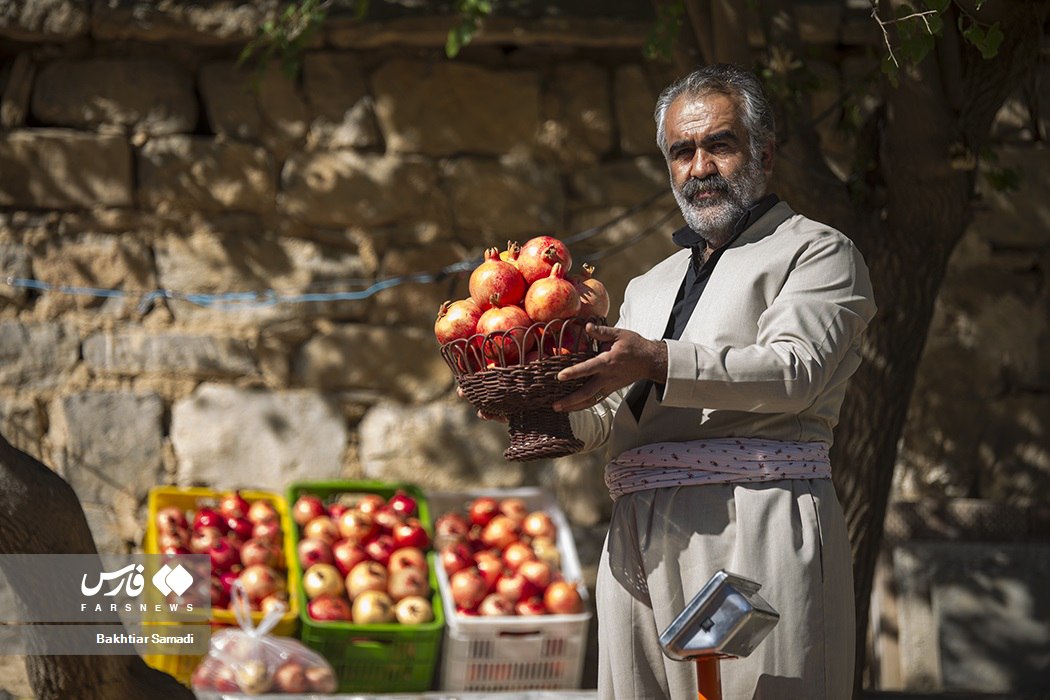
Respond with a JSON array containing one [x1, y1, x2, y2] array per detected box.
[[440, 317, 601, 462]]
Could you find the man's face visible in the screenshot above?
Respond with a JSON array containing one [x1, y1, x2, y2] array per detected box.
[[663, 91, 773, 245]]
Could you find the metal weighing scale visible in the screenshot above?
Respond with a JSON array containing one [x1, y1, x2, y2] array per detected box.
[[659, 570, 780, 700]]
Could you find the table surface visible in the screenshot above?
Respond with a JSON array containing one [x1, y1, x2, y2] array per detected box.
[[195, 693, 598, 699]]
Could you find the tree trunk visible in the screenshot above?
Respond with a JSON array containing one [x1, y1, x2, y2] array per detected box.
[[836, 2, 1047, 694], [0, 431, 194, 700]]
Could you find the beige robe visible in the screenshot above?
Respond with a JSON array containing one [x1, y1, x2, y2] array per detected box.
[[571, 201, 876, 699]]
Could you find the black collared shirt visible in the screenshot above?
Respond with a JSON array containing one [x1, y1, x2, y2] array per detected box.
[[627, 193, 780, 421], [664, 193, 780, 342]]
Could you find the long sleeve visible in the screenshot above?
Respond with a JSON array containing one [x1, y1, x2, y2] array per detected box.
[[661, 232, 875, 413]]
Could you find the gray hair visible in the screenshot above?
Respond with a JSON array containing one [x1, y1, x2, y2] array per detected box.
[[654, 63, 775, 160]]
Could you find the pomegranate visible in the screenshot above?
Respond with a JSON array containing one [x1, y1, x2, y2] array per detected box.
[[292, 494, 326, 527], [517, 235, 572, 285], [395, 595, 434, 624], [308, 594, 351, 621], [440, 542, 474, 576], [193, 507, 226, 533], [522, 511, 557, 539], [468, 497, 500, 527], [573, 263, 610, 318], [218, 491, 250, 520], [476, 303, 534, 364], [495, 571, 538, 602], [498, 498, 528, 522], [478, 592, 515, 616], [540, 319, 583, 356], [450, 567, 489, 611], [434, 298, 483, 345], [516, 597, 548, 616], [543, 580, 584, 614], [238, 564, 284, 602], [501, 541, 536, 572], [388, 490, 419, 518], [474, 550, 503, 590], [481, 515, 520, 550], [519, 559, 553, 591], [525, 263, 580, 323], [352, 589, 396, 624], [387, 546, 427, 574], [499, 241, 521, 267], [469, 247, 526, 310], [354, 493, 387, 515], [226, 515, 254, 543], [434, 512, 470, 548], [156, 506, 188, 533]]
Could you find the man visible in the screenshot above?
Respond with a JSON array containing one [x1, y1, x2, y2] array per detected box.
[[552, 63, 876, 699]]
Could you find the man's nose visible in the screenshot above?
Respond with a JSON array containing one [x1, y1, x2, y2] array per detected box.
[[689, 149, 716, 179]]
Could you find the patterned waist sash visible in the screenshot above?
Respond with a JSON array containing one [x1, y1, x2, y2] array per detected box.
[[605, 438, 831, 501]]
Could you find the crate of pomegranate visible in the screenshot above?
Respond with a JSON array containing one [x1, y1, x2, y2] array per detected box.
[[435, 236, 610, 463], [143, 486, 300, 685], [428, 487, 591, 692], [286, 480, 445, 693]]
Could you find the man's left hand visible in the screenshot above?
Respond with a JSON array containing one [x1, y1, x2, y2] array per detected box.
[[552, 324, 667, 412]]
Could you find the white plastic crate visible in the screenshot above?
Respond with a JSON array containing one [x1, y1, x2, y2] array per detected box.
[[427, 487, 591, 692]]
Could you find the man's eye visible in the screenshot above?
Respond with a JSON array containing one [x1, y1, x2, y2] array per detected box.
[[674, 148, 694, 160]]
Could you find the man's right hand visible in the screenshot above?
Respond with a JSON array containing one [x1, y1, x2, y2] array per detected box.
[[552, 323, 667, 412]]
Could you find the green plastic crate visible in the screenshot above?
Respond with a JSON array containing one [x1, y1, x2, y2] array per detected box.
[[287, 480, 444, 693]]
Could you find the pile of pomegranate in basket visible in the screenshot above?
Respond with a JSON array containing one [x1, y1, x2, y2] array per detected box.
[[154, 491, 290, 614], [436, 496, 584, 617], [292, 490, 435, 625], [433, 236, 609, 364]]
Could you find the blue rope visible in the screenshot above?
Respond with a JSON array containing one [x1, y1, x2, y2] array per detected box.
[[1, 193, 674, 311]]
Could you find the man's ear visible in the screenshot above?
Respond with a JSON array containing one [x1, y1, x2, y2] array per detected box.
[[761, 141, 775, 176]]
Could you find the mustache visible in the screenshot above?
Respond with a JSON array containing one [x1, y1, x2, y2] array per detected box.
[[679, 175, 730, 199]]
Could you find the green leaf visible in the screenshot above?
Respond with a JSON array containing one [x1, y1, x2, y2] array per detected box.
[[964, 21, 1002, 60], [962, 22, 985, 51], [982, 22, 1004, 59], [984, 166, 1021, 192], [881, 54, 900, 88], [926, 12, 943, 36], [446, 25, 466, 58], [643, 0, 684, 62], [237, 43, 256, 66], [903, 29, 936, 64], [926, 0, 950, 11]]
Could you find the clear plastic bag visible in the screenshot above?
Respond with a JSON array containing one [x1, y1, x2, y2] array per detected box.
[[192, 581, 337, 695]]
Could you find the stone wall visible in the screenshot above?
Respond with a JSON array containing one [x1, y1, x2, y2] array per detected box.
[[0, 2, 683, 556], [894, 143, 1050, 503], [0, 2, 1047, 560]]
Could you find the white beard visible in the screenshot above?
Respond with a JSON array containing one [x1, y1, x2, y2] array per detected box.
[[672, 156, 767, 247]]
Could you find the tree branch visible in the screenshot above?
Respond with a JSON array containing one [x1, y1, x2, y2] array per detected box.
[[755, 0, 856, 228], [682, 0, 715, 63], [711, 0, 752, 66]]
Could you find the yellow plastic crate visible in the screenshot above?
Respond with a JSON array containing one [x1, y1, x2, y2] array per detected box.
[[143, 486, 300, 685]]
